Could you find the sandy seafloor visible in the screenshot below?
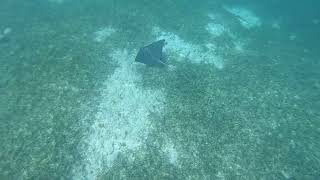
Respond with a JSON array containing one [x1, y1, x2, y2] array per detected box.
[[0, 0, 319, 179]]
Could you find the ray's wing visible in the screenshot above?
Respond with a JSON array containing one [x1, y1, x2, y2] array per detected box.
[[135, 39, 165, 66]]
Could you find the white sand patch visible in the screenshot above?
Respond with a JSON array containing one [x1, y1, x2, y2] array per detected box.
[[233, 39, 246, 53], [152, 27, 224, 69], [224, 6, 261, 29], [73, 49, 165, 179], [0, 27, 12, 41], [206, 23, 226, 37], [206, 12, 250, 55], [163, 141, 179, 165], [271, 22, 281, 29], [3, 27, 11, 35], [206, 13, 227, 37], [93, 26, 116, 42], [289, 34, 297, 41], [211, 56, 224, 70], [207, 13, 218, 21]]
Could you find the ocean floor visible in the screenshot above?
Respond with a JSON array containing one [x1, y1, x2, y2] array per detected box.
[[0, 0, 319, 179]]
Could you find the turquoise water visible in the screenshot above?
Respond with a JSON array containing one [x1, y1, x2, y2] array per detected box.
[[1, 0, 319, 179]]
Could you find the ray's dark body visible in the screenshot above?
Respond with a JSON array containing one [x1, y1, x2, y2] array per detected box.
[[135, 39, 166, 67]]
